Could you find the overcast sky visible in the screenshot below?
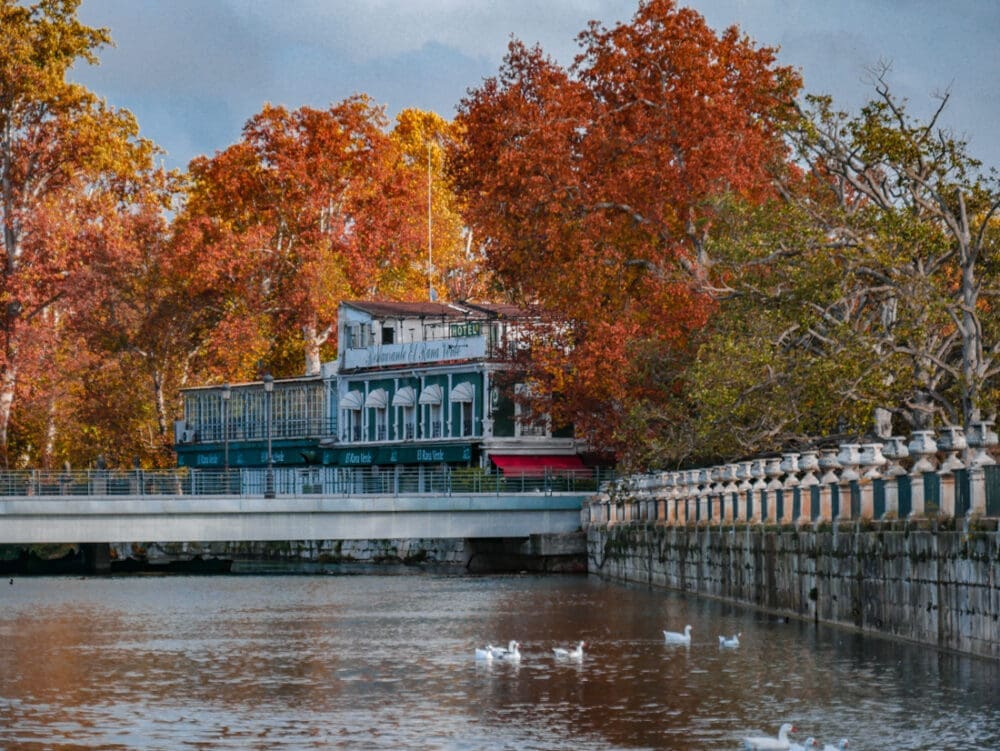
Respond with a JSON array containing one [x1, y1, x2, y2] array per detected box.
[[70, 0, 1000, 173]]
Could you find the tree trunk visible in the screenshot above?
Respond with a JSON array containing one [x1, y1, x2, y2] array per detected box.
[[153, 368, 167, 437], [0, 361, 17, 467], [302, 322, 332, 377]]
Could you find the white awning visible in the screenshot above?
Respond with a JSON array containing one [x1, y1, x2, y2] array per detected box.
[[392, 386, 417, 407], [418, 383, 443, 405], [449, 382, 475, 402], [365, 388, 388, 409], [340, 390, 364, 410]]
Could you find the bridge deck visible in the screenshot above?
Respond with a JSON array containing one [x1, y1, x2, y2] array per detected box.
[[0, 493, 590, 544]]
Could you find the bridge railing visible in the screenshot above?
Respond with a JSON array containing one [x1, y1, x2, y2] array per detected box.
[[0, 466, 613, 498]]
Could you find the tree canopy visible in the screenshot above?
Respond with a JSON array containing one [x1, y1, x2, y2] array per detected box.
[[451, 0, 802, 458]]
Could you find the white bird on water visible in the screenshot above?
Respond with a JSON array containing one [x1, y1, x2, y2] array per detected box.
[[552, 641, 585, 659], [491, 640, 521, 661], [718, 632, 741, 648], [744, 723, 796, 750], [663, 625, 692, 645], [474, 644, 496, 661], [821, 740, 848, 751], [790, 738, 818, 751]]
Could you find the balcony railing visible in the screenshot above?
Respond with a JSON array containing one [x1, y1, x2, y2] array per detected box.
[[183, 418, 337, 443], [0, 466, 613, 498]]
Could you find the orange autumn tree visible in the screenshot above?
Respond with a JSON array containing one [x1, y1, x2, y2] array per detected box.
[[0, 0, 155, 466], [390, 108, 487, 301], [451, 0, 801, 461], [186, 97, 435, 378]]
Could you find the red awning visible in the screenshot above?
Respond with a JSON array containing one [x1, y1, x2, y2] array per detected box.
[[491, 454, 586, 476]]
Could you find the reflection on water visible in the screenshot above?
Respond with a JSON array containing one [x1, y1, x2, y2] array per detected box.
[[0, 573, 997, 750]]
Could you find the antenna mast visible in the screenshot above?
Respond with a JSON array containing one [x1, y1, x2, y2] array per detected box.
[[427, 141, 434, 301]]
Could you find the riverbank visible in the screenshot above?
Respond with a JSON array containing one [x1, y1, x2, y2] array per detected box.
[[587, 519, 1000, 660]]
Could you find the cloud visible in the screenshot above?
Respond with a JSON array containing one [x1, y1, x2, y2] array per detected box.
[[67, 0, 1000, 171]]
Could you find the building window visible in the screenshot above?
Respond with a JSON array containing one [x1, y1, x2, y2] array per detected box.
[[343, 409, 362, 442], [382, 326, 394, 344], [429, 403, 442, 438], [461, 401, 473, 437], [375, 406, 388, 441], [514, 383, 550, 438], [402, 405, 416, 440]]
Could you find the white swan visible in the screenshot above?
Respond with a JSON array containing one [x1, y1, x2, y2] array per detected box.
[[663, 625, 692, 644], [744, 723, 796, 750], [718, 632, 741, 648], [474, 643, 496, 661], [790, 738, 817, 751], [491, 640, 521, 661], [821, 740, 848, 751], [553, 641, 586, 659]]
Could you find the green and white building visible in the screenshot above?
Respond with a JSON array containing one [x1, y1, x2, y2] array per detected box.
[[174, 301, 588, 491]]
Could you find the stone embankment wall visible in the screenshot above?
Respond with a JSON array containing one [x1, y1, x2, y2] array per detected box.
[[0, 533, 587, 575], [587, 521, 1000, 660], [110, 538, 470, 569]]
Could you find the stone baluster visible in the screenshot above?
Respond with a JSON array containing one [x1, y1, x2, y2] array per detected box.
[[655, 472, 669, 524], [908, 430, 938, 517], [836, 443, 861, 520], [798, 451, 819, 523], [936, 426, 966, 517], [697, 468, 712, 523], [966, 420, 997, 516], [764, 458, 783, 523], [721, 464, 739, 522], [675, 470, 687, 524], [683, 469, 698, 524], [736, 462, 753, 522], [778, 453, 799, 523], [817, 448, 841, 522], [750, 459, 767, 522], [858, 443, 886, 519], [881, 436, 909, 519], [688, 469, 702, 524], [664, 471, 677, 523], [706, 466, 720, 523]]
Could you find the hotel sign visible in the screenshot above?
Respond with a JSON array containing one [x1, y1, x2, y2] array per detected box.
[[449, 321, 481, 338], [343, 336, 486, 369]]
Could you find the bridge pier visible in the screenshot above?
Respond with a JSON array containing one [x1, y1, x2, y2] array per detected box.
[[465, 532, 586, 573], [81, 543, 111, 575]]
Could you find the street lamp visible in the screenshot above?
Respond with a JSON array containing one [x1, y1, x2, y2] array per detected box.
[[221, 383, 231, 492], [263, 373, 275, 498]]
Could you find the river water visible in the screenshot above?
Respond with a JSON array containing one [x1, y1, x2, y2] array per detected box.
[[0, 572, 997, 750]]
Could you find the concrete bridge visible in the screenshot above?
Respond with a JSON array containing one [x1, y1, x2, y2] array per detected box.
[[0, 492, 589, 545]]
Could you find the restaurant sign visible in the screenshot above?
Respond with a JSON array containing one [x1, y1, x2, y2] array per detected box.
[[343, 336, 486, 369]]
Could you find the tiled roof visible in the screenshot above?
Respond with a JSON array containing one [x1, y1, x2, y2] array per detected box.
[[342, 301, 472, 319], [342, 300, 534, 320]]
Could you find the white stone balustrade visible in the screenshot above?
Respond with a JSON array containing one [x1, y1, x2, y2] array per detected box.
[[588, 427, 1000, 527]]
